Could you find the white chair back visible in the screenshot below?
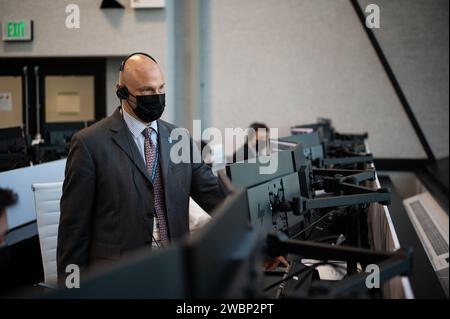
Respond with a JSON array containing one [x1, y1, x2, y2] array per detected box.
[[31, 182, 209, 285], [32, 182, 63, 287]]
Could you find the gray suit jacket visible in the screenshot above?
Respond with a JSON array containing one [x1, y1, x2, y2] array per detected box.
[[57, 107, 225, 278]]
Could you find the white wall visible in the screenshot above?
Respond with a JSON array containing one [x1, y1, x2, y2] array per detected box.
[[0, 0, 166, 66], [0, 0, 168, 119], [209, 0, 428, 159], [359, 0, 449, 159], [1, 0, 448, 159]]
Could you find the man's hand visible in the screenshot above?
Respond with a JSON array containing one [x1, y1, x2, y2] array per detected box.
[[264, 256, 290, 271]]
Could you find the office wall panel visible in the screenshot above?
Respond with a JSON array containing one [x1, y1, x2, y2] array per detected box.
[[358, 0, 449, 159], [0, 76, 22, 128], [209, 0, 428, 159], [106, 57, 123, 116], [0, 0, 167, 69], [45, 75, 95, 123], [2, 0, 447, 159]]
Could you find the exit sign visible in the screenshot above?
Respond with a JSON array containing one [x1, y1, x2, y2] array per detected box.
[[2, 20, 33, 41]]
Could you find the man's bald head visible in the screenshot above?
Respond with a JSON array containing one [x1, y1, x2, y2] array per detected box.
[[118, 54, 165, 95], [117, 53, 166, 122]]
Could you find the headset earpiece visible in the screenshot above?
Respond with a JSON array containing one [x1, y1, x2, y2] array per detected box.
[[116, 86, 129, 100]]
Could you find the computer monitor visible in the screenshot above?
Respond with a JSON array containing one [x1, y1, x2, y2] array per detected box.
[[47, 244, 187, 299], [0, 126, 23, 139], [187, 190, 263, 298], [292, 118, 334, 142], [34, 122, 87, 163], [292, 119, 368, 145], [0, 126, 27, 153], [279, 132, 321, 148], [225, 150, 296, 189], [0, 153, 30, 172], [47, 190, 260, 299], [0, 126, 30, 171], [44, 122, 86, 146], [278, 132, 325, 163], [269, 138, 297, 152], [246, 172, 304, 238], [220, 148, 307, 239]]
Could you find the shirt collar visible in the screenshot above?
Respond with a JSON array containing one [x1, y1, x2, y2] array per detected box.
[[121, 107, 158, 139]]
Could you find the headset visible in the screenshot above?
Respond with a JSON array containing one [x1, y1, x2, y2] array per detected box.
[[116, 52, 158, 101]]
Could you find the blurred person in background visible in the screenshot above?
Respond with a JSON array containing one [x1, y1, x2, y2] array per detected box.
[[232, 122, 271, 163]]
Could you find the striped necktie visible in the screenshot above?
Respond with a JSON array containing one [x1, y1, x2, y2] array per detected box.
[[143, 127, 169, 244]]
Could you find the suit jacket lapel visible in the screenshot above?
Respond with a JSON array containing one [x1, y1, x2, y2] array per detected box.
[[110, 108, 153, 184], [157, 120, 171, 186], [157, 120, 176, 237]]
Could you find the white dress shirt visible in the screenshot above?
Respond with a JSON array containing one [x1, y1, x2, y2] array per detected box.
[[121, 107, 158, 162]]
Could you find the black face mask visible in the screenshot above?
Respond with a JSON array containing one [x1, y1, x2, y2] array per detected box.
[[129, 93, 165, 123]]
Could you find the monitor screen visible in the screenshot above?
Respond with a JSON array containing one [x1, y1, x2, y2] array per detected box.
[[187, 190, 261, 298]]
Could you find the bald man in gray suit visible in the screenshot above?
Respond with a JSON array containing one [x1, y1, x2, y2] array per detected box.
[[57, 53, 226, 282]]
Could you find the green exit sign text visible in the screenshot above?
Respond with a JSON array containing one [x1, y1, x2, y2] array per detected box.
[[2, 20, 33, 42]]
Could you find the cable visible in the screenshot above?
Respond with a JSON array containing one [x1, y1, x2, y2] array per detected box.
[[314, 235, 342, 244], [278, 267, 316, 297], [292, 208, 338, 239], [303, 261, 348, 272], [264, 261, 330, 292], [305, 222, 318, 240], [265, 260, 349, 292], [303, 205, 351, 240]]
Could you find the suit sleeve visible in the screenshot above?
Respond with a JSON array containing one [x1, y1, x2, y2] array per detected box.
[[57, 133, 96, 281], [189, 140, 227, 214]]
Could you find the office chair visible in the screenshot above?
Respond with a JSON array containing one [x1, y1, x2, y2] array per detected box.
[[32, 182, 63, 288], [31, 180, 208, 286]]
